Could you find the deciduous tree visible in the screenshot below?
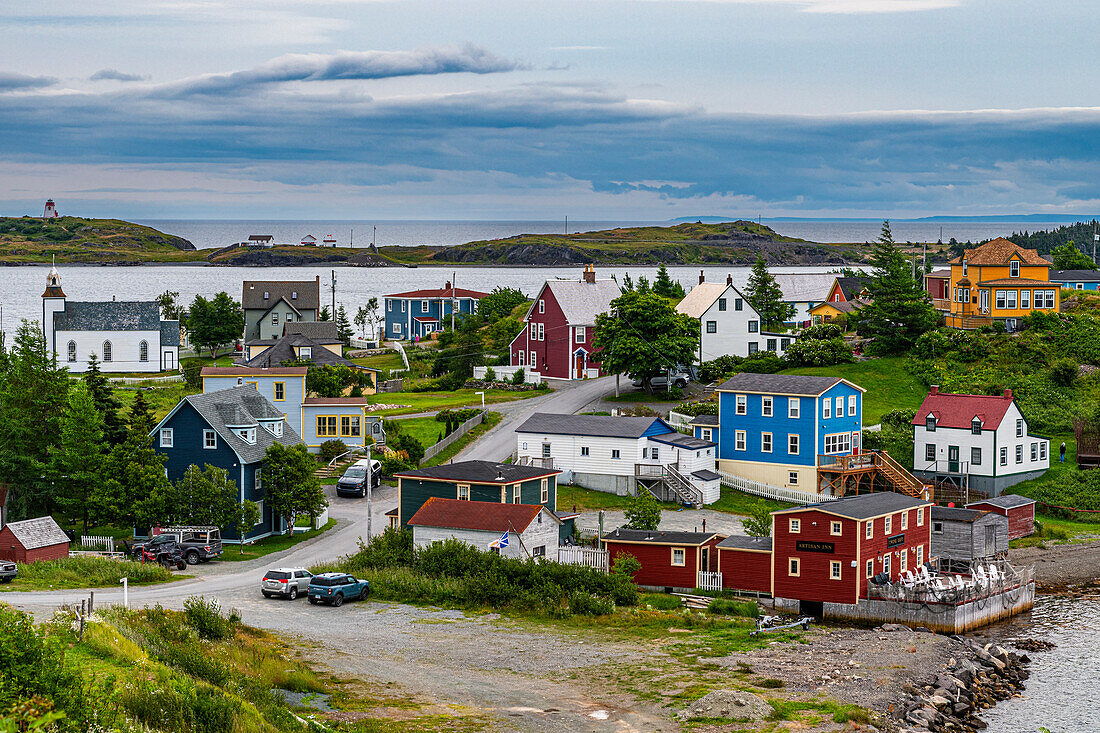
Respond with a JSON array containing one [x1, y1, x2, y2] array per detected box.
[[478, 286, 529, 323], [234, 501, 262, 552], [592, 291, 699, 394], [624, 491, 661, 531], [262, 443, 327, 534], [171, 464, 239, 529], [1052, 242, 1097, 271], [187, 292, 244, 357]]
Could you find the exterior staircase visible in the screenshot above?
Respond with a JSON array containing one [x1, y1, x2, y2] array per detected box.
[[636, 463, 703, 508], [871, 449, 932, 500]]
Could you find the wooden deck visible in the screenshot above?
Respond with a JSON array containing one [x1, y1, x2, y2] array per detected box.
[[817, 450, 933, 501]]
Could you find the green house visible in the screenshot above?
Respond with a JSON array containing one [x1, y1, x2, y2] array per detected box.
[[392, 461, 561, 528]]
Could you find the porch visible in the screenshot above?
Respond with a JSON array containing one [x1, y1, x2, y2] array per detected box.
[[816, 450, 933, 501]]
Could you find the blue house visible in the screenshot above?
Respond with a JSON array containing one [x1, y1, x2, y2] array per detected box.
[[1050, 269, 1100, 291], [151, 385, 303, 541], [713, 373, 864, 492], [384, 281, 489, 341]]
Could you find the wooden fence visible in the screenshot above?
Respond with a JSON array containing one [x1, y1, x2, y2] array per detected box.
[[105, 373, 183, 386], [557, 547, 609, 572], [419, 411, 485, 464], [697, 571, 723, 592], [718, 470, 835, 505], [81, 535, 115, 553]]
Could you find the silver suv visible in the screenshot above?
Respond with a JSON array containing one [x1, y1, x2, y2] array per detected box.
[[0, 561, 15, 584], [261, 567, 313, 599]]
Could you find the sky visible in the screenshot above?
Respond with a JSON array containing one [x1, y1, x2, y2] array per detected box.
[[1, 0, 1098, 220]]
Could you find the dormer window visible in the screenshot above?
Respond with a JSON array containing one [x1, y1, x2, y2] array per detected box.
[[926, 415, 936, 432], [971, 417, 982, 435], [962, 259, 968, 276], [237, 428, 257, 444], [1010, 260, 1020, 278], [263, 291, 270, 299], [291, 291, 297, 299], [300, 346, 312, 360]]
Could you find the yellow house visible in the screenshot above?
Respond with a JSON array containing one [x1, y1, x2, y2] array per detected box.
[[945, 238, 1059, 331], [809, 298, 868, 326]]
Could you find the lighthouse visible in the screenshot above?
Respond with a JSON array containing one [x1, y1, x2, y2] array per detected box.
[[43, 199, 59, 218]]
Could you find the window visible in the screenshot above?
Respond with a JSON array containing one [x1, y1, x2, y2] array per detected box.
[[575, 326, 585, 342], [748, 320, 759, 333], [925, 444, 936, 462], [254, 501, 264, 524], [139, 340, 149, 362], [529, 351, 536, 367], [788, 434, 799, 455], [706, 320, 717, 333], [542, 443, 551, 458], [316, 415, 338, 437], [848, 395, 857, 416], [538, 323, 545, 341], [580, 446, 589, 457], [788, 398, 799, 419], [203, 429, 216, 449], [926, 415, 936, 431], [901, 511, 908, 530], [66, 341, 76, 362], [1030, 442, 1038, 461], [824, 433, 851, 454], [781, 338, 790, 350], [533, 545, 546, 558], [274, 382, 285, 401], [735, 298, 743, 311], [1006, 291, 1017, 309], [789, 471, 798, 485], [300, 347, 312, 360], [823, 399, 831, 419], [866, 559, 874, 578], [1000, 447, 1008, 466], [1016, 445, 1023, 464], [541, 479, 548, 503], [671, 548, 686, 566], [830, 561, 842, 580], [254, 468, 262, 492], [996, 290, 1007, 310], [538, 299, 545, 314], [1016, 419, 1024, 437], [701, 428, 712, 441], [789, 558, 800, 577], [1040, 442, 1047, 460], [762, 396, 773, 416], [972, 447, 982, 466], [962, 258, 968, 276], [341, 416, 361, 437], [400, 301, 406, 312], [237, 428, 256, 444], [263, 291, 270, 299], [748, 342, 758, 354], [516, 350, 525, 366], [761, 432, 772, 453], [917, 507, 924, 526], [830, 521, 842, 536], [102, 341, 113, 362], [718, 298, 727, 311], [1039, 290, 1056, 308], [421, 299, 429, 312], [916, 545, 924, 566], [273, 421, 283, 437], [971, 418, 982, 435], [1021, 289, 1030, 309], [767, 338, 777, 352], [865, 520, 873, 539], [835, 396, 843, 415], [457, 484, 470, 501], [729, 395, 745, 416], [884, 515, 892, 534], [272, 312, 279, 326], [387, 300, 392, 312], [1010, 260, 1020, 277], [392, 323, 401, 335], [882, 555, 891, 576], [900, 550, 908, 573], [530, 323, 537, 340], [159, 428, 174, 447], [513, 484, 521, 503], [933, 521, 944, 534], [611, 449, 621, 459], [735, 431, 746, 451]]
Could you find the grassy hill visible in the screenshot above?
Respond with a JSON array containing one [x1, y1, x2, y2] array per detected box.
[[0, 216, 202, 263]]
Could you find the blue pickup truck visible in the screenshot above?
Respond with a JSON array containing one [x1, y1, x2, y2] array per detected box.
[[307, 572, 370, 607]]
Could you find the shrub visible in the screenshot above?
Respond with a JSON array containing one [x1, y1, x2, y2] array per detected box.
[[511, 368, 526, 385], [673, 398, 718, 417], [624, 491, 661, 529], [610, 552, 642, 579], [388, 432, 425, 465], [783, 335, 853, 367], [0, 606, 72, 711], [436, 408, 481, 423], [379, 452, 412, 475], [182, 361, 203, 389], [319, 439, 348, 464], [569, 592, 613, 616], [706, 598, 760, 617], [484, 366, 496, 381], [740, 351, 785, 374], [182, 596, 236, 640], [1050, 358, 1079, 388], [742, 501, 773, 537]]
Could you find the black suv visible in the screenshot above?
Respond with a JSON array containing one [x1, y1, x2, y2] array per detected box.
[[336, 459, 381, 498]]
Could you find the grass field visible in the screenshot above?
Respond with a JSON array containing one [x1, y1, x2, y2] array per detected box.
[[783, 356, 925, 425], [115, 382, 200, 420], [219, 518, 337, 562], [1, 556, 185, 592], [390, 415, 444, 448], [364, 388, 539, 415], [350, 350, 406, 375], [421, 412, 503, 467]]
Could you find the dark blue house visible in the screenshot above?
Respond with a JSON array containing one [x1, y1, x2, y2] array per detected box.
[[151, 385, 302, 541], [383, 281, 488, 341]]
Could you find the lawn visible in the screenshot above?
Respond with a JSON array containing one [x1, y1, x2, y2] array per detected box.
[[1, 556, 186, 592], [709, 486, 794, 516], [390, 415, 445, 448], [350, 350, 406, 375], [422, 412, 503, 467], [219, 518, 337, 562], [115, 382, 200, 421], [364, 388, 540, 416], [783, 356, 925, 426]]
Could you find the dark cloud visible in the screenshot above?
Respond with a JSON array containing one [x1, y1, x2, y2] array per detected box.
[[89, 68, 147, 82], [0, 72, 57, 91]]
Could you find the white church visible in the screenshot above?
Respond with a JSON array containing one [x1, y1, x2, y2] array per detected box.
[[41, 264, 180, 373]]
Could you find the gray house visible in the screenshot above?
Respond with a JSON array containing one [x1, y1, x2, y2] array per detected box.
[[930, 506, 1008, 573], [242, 277, 320, 341]]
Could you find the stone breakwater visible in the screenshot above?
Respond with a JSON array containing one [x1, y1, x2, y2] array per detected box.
[[896, 631, 1032, 732]]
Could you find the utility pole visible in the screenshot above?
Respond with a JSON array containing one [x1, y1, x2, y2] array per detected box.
[[1093, 221, 1098, 265], [350, 228, 354, 248], [331, 270, 336, 318], [565, 215, 568, 235], [451, 271, 457, 332]]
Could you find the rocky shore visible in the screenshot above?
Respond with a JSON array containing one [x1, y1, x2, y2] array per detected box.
[[1009, 536, 1100, 590]]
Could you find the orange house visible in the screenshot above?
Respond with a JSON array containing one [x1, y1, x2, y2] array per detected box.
[[945, 238, 1058, 331]]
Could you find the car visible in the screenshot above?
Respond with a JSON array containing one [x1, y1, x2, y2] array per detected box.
[[261, 567, 313, 599], [307, 572, 370, 607], [134, 526, 223, 565], [632, 369, 691, 389], [336, 459, 382, 498], [0, 561, 16, 584]]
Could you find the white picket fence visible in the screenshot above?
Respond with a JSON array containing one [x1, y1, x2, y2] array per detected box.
[[666, 410, 695, 433], [718, 470, 836, 505], [105, 373, 183, 386], [557, 547, 609, 572], [81, 535, 115, 552], [697, 571, 723, 592]]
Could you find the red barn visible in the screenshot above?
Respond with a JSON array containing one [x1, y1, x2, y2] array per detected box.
[[510, 266, 620, 380], [966, 495, 1036, 540], [716, 536, 773, 594], [603, 528, 720, 591], [0, 516, 71, 563], [771, 493, 932, 615]]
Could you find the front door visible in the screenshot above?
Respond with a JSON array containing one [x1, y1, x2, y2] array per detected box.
[[948, 445, 960, 473], [979, 289, 990, 315], [162, 350, 176, 371], [700, 547, 710, 571], [574, 351, 585, 379]]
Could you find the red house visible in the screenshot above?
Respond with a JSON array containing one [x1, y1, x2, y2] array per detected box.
[[824, 276, 870, 304], [0, 516, 71, 564], [770, 493, 932, 614], [603, 528, 721, 591], [716, 536, 773, 594], [925, 269, 951, 301], [510, 266, 621, 380], [966, 495, 1036, 540]]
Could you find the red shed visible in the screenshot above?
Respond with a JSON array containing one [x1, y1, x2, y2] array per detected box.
[[966, 495, 1036, 540], [0, 516, 71, 563], [925, 269, 950, 300], [716, 535, 773, 594], [771, 493, 932, 614], [602, 528, 720, 591]]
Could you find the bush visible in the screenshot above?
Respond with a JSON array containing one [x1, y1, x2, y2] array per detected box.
[[379, 452, 412, 475], [783, 335, 853, 367], [182, 596, 236, 640], [673, 398, 718, 417], [706, 598, 760, 617], [182, 361, 203, 389], [740, 351, 785, 374], [388, 432, 425, 465], [511, 368, 526, 385], [1050, 358, 1078, 388], [610, 552, 642, 579], [319, 439, 348, 464], [484, 367, 496, 381], [0, 606, 72, 711], [436, 408, 481, 424]]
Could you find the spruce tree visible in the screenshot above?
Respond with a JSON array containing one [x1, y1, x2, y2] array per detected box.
[[335, 305, 354, 346], [100, 391, 172, 529], [83, 353, 125, 445], [51, 382, 105, 534], [745, 256, 794, 330], [652, 264, 686, 299], [863, 220, 938, 354]]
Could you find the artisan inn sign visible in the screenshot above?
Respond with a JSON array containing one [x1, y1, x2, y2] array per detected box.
[[795, 541, 835, 553]]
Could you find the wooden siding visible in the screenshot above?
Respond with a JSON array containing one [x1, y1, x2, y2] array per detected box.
[[0, 527, 69, 563], [412, 511, 559, 560], [932, 513, 1008, 563], [718, 547, 772, 593], [967, 501, 1035, 540], [398, 476, 557, 527], [606, 537, 719, 589], [856, 507, 931, 600]]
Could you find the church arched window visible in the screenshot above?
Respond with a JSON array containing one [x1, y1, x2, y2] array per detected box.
[[67, 341, 76, 362], [139, 340, 149, 362], [102, 341, 113, 362]]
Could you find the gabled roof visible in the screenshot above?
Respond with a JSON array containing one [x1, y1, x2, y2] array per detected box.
[[515, 413, 674, 439], [1051, 269, 1100, 282], [240, 334, 365, 370], [526, 278, 621, 325], [931, 506, 987, 523], [386, 286, 488, 299], [4, 516, 70, 550], [394, 460, 560, 484], [926, 269, 952, 279], [718, 373, 863, 396], [773, 491, 930, 520], [675, 282, 752, 319], [717, 535, 772, 552], [160, 321, 181, 347], [242, 280, 319, 311], [949, 238, 1050, 267], [53, 301, 163, 332], [834, 276, 871, 301], [283, 321, 339, 341], [201, 366, 308, 377], [911, 388, 1015, 430], [772, 273, 837, 302], [602, 528, 717, 546], [967, 494, 1036, 510], [809, 298, 868, 315], [407, 498, 557, 533], [157, 385, 302, 464], [690, 414, 719, 426]]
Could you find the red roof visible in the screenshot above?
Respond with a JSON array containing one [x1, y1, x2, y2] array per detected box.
[[406, 498, 552, 533], [387, 287, 488, 299], [201, 366, 308, 376], [412, 316, 439, 323], [911, 386, 1015, 430]]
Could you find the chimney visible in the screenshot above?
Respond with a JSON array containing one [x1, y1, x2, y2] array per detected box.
[[582, 264, 596, 284], [930, 385, 939, 395], [699, 270, 705, 284], [1004, 388, 1013, 400], [445, 281, 451, 290], [726, 274, 733, 286]]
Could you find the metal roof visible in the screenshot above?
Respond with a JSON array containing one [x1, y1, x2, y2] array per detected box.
[[967, 494, 1036, 510], [649, 432, 714, 449], [394, 460, 560, 484], [717, 535, 773, 551], [53, 300, 163, 332], [4, 516, 70, 550], [515, 413, 672, 439], [717, 372, 847, 396], [931, 506, 986, 523], [602, 528, 717, 545]]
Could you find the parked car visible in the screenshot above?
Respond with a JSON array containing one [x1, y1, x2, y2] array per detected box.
[[307, 572, 370, 606], [632, 369, 691, 389], [135, 534, 186, 570], [261, 567, 313, 599], [336, 459, 382, 498], [0, 561, 16, 584], [133, 526, 223, 565]]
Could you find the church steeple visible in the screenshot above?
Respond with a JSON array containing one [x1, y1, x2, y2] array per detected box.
[[43, 257, 65, 298]]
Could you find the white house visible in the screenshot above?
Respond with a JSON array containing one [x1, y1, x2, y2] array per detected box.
[[406, 497, 561, 560], [41, 264, 180, 373], [676, 274, 796, 362], [911, 386, 1049, 495], [514, 413, 720, 504]]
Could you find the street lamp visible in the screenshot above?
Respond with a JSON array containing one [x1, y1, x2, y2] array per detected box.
[[475, 391, 485, 411]]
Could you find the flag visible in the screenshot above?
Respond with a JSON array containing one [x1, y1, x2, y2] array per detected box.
[[488, 531, 509, 549]]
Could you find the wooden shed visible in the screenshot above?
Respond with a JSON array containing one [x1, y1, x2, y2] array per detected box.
[[930, 506, 1008, 572], [602, 528, 721, 592], [0, 516, 71, 563], [716, 535, 773, 595], [966, 495, 1036, 540]]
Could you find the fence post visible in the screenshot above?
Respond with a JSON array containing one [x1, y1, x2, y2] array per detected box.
[[120, 577, 129, 609]]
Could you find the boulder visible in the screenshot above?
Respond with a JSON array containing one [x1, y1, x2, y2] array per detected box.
[[676, 690, 771, 722]]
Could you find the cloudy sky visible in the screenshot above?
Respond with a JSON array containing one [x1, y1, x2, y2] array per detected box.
[[2, 0, 1097, 219]]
